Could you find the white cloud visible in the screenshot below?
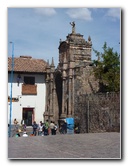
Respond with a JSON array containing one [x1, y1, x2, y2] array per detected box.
[[106, 8, 120, 20], [34, 8, 56, 16], [66, 8, 93, 21]]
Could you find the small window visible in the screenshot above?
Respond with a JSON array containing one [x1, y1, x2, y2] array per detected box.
[[24, 76, 35, 85]]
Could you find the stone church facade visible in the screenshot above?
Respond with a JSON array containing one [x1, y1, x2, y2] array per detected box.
[[44, 22, 99, 124]]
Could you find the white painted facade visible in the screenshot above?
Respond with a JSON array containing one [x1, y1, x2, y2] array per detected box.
[[8, 72, 46, 126]]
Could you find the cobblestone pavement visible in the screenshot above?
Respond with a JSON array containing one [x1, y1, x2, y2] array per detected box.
[[8, 132, 121, 159]]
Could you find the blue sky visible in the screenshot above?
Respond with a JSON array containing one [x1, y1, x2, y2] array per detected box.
[[8, 8, 120, 67]]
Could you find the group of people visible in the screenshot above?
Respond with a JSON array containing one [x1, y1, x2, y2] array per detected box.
[[32, 120, 58, 136], [15, 131, 28, 137], [13, 118, 28, 137], [13, 118, 26, 132], [11, 118, 80, 137], [11, 118, 59, 137]]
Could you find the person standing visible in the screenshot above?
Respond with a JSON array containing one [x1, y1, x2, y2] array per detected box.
[[44, 120, 49, 136], [54, 123, 58, 135], [21, 119, 26, 131], [32, 121, 38, 136], [38, 121, 43, 136], [14, 118, 18, 131], [49, 121, 55, 135], [62, 122, 67, 134]]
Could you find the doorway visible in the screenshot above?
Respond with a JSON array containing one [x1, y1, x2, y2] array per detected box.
[[23, 108, 34, 126]]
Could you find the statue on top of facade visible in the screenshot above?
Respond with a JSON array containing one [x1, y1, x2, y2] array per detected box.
[[70, 21, 75, 34]]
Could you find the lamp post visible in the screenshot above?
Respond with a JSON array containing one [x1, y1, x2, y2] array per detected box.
[[9, 42, 14, 137]]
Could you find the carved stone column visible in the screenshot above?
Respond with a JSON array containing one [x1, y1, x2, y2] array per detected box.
[[60, 82, 66, 119], [68, 76, 72, 117], [52, 83, 56, 121], [71, 59, 75, 117], [50, 79, 53, 115], [44, 75, 49, 121], [60, 71, 66, 119], [44, 60, 50, 122], [68, 65, 73, 117]]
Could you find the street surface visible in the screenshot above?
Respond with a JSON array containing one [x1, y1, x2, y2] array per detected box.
[[8, 132, 120, 159]]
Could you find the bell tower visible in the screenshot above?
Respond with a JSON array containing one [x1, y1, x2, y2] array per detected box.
[[44, 22, 95, 123], [57, 22, 92, 119]]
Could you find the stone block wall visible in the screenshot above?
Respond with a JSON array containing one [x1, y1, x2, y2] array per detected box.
[[74, 65, 99, 95], [74, 92, 120, 133]]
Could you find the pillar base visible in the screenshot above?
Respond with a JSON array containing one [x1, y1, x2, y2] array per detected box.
[[67, 114, 72, 118], [60, 113, 66, 119]]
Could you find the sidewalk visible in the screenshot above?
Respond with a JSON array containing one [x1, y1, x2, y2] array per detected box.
[[8, 132, 121, 159]]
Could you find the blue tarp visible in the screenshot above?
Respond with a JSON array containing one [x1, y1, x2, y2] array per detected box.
[[66, 118, 74, 131], [67, 124, 74, 130], [66, 118, 74, 125]]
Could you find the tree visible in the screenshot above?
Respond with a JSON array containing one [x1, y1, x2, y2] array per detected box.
[[93, 42, 120, 92]]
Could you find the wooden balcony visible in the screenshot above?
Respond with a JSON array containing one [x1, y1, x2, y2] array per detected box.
[[22, 84, 37, 95]]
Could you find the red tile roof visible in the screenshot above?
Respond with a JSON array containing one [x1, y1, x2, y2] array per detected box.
[[8, 56, 47, 73]]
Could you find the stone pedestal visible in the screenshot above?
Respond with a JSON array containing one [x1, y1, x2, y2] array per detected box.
[[60, 113, 66, 119]]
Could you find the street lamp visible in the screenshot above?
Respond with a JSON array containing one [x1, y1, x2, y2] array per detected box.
[[9, 42, 14, 137]]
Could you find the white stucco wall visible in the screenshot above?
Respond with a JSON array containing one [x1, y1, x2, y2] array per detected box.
[[8, 73, 46, 125]]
